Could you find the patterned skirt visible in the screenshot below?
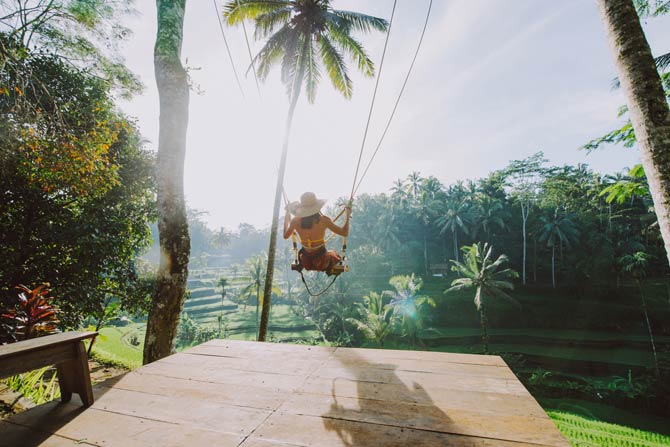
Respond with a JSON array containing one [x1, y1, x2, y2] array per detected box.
[[299, 246, 341, 274]]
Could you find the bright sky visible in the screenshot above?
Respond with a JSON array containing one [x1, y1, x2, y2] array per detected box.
[[119, 0, 670, 230]]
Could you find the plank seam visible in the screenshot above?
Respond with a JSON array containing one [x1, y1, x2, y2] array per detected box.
[[97, 382, 276, 412], [313, 413, 562, 447], [234, 347, 339, 447]]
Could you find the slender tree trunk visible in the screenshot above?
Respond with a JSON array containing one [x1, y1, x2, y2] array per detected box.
[[258, 67, 305, 342], [551, 244, 557, 289], [144, 0, 191, 365], [453, 230, 458, 262], [521, 202, 528, 285], [608, 203, 613, 234], [423, 235, 428, 277], [597, 0, 670, 267], [637, 279, 660, 376], [532, 235, 537, 283], [479, 302, 489, 354], [255, 283, 260, 335]]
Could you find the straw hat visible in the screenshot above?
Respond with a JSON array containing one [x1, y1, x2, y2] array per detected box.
[[289, 192, 326, 217]]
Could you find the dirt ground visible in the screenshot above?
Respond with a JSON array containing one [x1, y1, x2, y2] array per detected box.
[[0, 360, 128, 419]]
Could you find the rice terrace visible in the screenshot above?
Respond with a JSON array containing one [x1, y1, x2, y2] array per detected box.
[[2, 0, 670, 446]]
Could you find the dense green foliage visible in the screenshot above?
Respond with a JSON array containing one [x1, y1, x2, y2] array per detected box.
[[0, 0, 141, 97], [342, 160, 668, 293], [0, 39, 156, 327]]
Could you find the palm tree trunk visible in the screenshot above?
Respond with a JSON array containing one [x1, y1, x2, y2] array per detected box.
[[521, 202, 528, 285], [479, 303, 489, 354], [144, 0, 191, 365], [423, 235, 428, 277], [255, 283, 260, 335], [597, 0, 670, 267], [637, 279, 660, 376], [258, 61, 305, 342], [551, 245, 556, 289], [532, 235, 537, 283], [453, 230, 458, 262]]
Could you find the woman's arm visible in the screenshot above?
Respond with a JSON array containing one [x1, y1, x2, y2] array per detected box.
[[283, 211, 296, 239], [324, 206, 352, 237]]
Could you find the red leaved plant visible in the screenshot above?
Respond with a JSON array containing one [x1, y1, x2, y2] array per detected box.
[[1, 284, 60, 340]]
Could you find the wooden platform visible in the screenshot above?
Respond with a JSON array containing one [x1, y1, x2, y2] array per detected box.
[[0, 340, 569, 447]]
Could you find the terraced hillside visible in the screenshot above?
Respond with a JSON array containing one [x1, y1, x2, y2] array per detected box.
[[183, 268, 320, 341]]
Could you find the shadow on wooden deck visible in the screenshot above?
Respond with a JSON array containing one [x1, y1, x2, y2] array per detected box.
[[0, 340, 570, 446]]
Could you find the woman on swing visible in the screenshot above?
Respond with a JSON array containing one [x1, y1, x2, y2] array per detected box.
[[283, 192, 352, 276]]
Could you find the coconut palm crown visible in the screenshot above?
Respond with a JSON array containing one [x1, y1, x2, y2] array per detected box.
[[223, 0, 388, 102]]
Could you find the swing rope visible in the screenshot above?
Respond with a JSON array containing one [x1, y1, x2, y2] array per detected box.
[[353, 0, 433, 196], [298, 270, 339, 297], [234, 0, 262, 98], [212, 0, 245, 98], [284, 0, 433, 296], [349, 0, 398, 202]]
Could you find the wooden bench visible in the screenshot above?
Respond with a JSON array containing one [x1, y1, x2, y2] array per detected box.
[[0, 331, 97, 406]]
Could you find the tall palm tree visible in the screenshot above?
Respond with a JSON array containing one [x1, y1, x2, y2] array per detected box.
[[224, 0, 388, 342], [406, 171, 423, 200], [413, 190, 439, 276], [596, 0, 670, 267], [436, 201, 471, 262], [238, 254, 281, 334], [446, 243, 519, 354], [347, 291, 394, 348], [386, 274, 436, 348], [619, 251, 660, 376], [538, 211, 580, 289], [471, 195, 509, 240], [144, 0, 191, 365]]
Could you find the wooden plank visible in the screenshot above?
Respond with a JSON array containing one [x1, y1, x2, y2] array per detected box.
[[0, 420, 96, 447], [0, 343, 73, 378], [139, 361, 306, 392], [104, 370, 285, 410], [318, 356, 517, 379], [192, 341, 336, 357], [332, 346, 507, 367], [202, 339, 335, 356], [90, 386, 271, 436], [277, 393, 568, 446], [5, 399, 243, 447], [56, 341, 94, 406], [186, 344, 335, 362], [159, 351, 324, 376], [250, 412, 558, 447], [308, 365, 527, 395], [0, 332, 96, 359], [297, 377, 547, 417]]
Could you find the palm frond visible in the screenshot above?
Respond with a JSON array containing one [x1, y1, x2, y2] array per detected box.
[[304, 37, 320, 103], [254, 7, 293, 39], [223, 0, 290, 25], [326, 21, 374, 77], [332, 9, 388, 33], [318, 35, 352, 98], [252, 22, 293, 79], [656, 51, 670, 72], [280, 29, 302, 85], [445, 281, 473, 294]]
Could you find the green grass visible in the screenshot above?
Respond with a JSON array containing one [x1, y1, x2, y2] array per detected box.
[[549, 411, 670, 447], [91, 325, 144, 369]]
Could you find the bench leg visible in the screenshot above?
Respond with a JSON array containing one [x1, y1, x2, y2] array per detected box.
[[56, 341, 94, 406]]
